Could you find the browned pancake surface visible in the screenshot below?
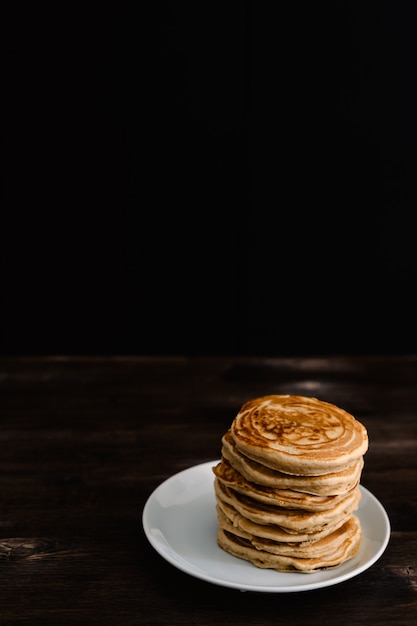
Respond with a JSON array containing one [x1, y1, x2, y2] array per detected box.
[[217, 515, 362, 573], [222, 429, 364, 495], [231, 395, 368, 475], [214, 478, 361, 533], [214, 394, 368, 573], [213, 458, 359, 510]]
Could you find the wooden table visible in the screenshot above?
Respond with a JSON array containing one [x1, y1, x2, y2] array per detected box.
[[0, 355, 416, 625]]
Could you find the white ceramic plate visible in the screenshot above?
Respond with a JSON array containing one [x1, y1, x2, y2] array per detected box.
[[142, 460, 390, 592]]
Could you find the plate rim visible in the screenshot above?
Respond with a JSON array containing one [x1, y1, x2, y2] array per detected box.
[[142, 459, 391, 593]]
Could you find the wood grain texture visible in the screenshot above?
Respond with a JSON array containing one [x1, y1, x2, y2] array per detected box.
[[0, 355, 416, 625]]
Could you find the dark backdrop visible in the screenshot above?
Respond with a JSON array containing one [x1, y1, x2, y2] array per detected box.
[[2, 2, 416, 356]]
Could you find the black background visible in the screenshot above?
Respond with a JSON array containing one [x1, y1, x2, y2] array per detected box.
[[2, 2, 416, 356]]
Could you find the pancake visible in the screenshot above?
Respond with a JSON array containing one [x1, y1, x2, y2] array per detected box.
[[213, 457, 359, 511], [214, 478, 361, 534], [231, 395, 368, 476], [214, 394, 368, 573], [216, 500, 351, 544], [217, 515, 362, 573], [222, 429, 364, 496], [217, 505, 362, 558]]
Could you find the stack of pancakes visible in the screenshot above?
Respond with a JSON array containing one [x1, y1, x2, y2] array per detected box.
[[213, 394, 368, 573]]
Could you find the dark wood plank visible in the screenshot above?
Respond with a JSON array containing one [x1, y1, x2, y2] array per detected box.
[[0, 356, 416, 625]]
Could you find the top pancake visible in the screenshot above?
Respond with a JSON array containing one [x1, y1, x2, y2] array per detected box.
[[231, 395, 368, 475], [222, 429, 364, 495]]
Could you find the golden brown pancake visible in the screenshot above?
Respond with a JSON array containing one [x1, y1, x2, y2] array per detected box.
[[214, 478, 361, 534], [216, 503, 351, 545], [217, 505, 361, 558], [231, 395, 368, 475], [214, 394, 368, 573], [213, 458, 359, 511], [222, 429, 365, 496], [217, 515, 362, 573]]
